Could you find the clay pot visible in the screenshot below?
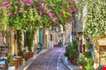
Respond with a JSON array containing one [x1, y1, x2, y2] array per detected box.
[[13, 56, 23, 69], [24, 52, 33, 61]]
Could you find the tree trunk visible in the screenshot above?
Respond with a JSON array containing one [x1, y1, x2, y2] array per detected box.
[[16, 30, 23, 57]]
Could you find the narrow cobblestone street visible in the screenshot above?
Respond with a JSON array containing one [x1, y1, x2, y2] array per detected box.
[[27, 47, 69, 70]]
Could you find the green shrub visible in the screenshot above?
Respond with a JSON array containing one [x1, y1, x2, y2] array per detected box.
[[78, 54, 86, 65], [85, 58, 94, 70], [65, 40, 78, 59], [7, 54, 14, 65]]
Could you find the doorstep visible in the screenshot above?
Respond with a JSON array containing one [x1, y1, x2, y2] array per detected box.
[[61, 56, 80, 70], [19, 48, 49, 70]]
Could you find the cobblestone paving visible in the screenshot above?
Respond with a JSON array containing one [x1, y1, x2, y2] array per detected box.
[[27, 47, 69, 70]]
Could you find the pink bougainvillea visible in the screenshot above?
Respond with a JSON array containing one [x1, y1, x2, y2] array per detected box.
[[69, 7, 78, 14], [1, 0, 10, 8], [22, 0, 33, 5], [40, 3, 45, 14], [8, 13, 16, 16], [47, 12, 58, 23], [48, 12, 54, 17]]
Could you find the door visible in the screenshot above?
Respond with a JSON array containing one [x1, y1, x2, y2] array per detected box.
[[38, 29, 43, 49]]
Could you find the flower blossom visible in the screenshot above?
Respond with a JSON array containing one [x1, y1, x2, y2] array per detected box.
[[1, 0, 10, 8], [48, 12, 54, 17], [22, 0, 33, 5]]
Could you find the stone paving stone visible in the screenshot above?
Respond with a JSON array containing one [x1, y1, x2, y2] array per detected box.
[[27, 47, 69, 70]]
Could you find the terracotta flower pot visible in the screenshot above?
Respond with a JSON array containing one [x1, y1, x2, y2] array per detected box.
[[24, 52, 33, 61], [13, 56, 23, 69], [24, 52, 29, 61], [29, 52, 33, 58], [16, 57, 23, 65], [69, 58, 77, 65]]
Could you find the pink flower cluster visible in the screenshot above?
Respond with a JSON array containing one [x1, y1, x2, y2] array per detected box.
[[38, 3, 47, 15], [69, 7, 78, 14], [48, 12, 58, 22], [48, 12, 54, 17], [1, 0, 10, 8], [8, 13, 16, 16], [22, 0, 33, 5]]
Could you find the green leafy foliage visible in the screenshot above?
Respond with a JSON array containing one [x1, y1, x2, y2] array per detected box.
[[0, 0, 77, 30], [26, 29, 34, 51], [65, 40, 78, 59], [78, 0, 106, 37], [46, 0, 76, 25], [0, 9, 8, 31], [85, 58, 94, 70], [16, 30, 24, 56], [78, 54, 86, 65], [78, 53, 94, 70]]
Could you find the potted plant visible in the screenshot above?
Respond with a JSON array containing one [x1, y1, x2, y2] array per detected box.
[[65, 40, 79, 64], [84, 51, 94, 69], [84, 58, 94, 70], [64, 42, 71, 59], [71, 40, 78, 64], [24, 29, 34, 61], [69, 47, 78, 64], [78, 54, 86, 70]]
